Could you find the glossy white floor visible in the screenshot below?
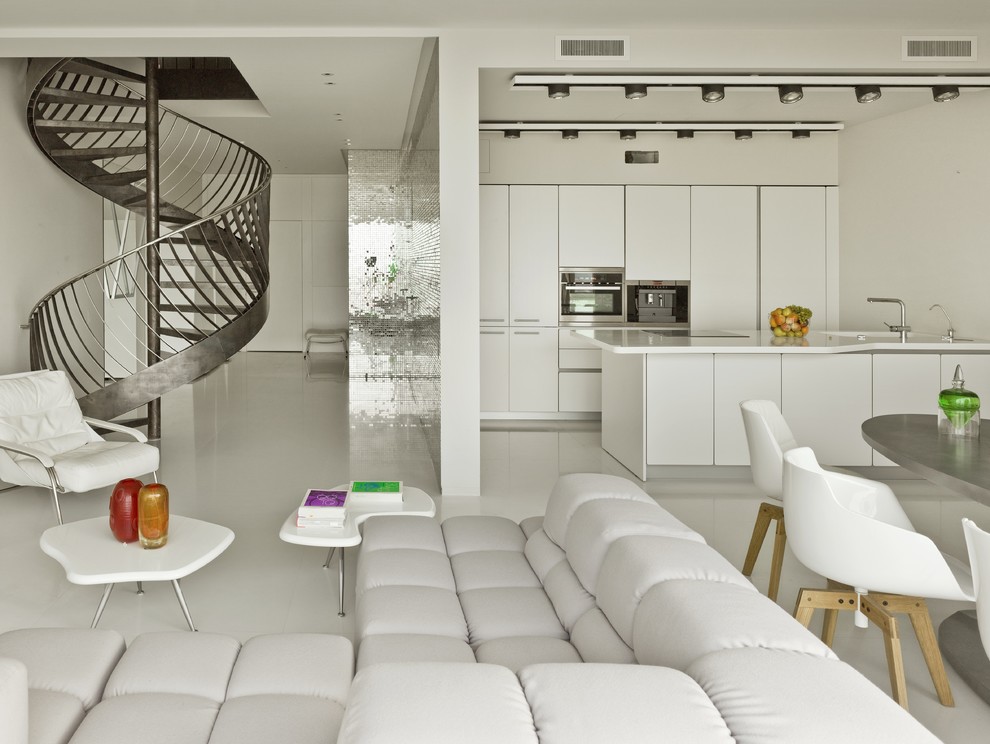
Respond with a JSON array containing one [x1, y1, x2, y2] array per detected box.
[[2, 351, 989, 742]]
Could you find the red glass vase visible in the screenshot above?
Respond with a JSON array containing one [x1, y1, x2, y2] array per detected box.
[[138, 483, 169, 549], [109, 478, 142, 543]]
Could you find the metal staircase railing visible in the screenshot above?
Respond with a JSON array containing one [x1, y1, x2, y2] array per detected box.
[[25, 58, 271, 423]]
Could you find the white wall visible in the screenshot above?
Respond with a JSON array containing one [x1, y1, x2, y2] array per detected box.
[[838, 91, 990, 339], [244, 174, 349, 351], [0, 59, 102, 374]]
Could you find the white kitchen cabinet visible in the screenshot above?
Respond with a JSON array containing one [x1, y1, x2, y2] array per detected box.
[[480, 185, 509, 326], [781, 354, 873, 465], [646, 354, 714, 465], [714, 354, 782, 465], [872, 354, 940, 465], [509, 186, 559, 326], [509, 328, 559, 412], [690, 187, 758, 329], [625, 186, 691, 281], [558, 186, 624, 268], [559, 371, 602, 412], [941, 354, 990, 396], [760, 187, 827, 328], [480, 328, 509, 412]]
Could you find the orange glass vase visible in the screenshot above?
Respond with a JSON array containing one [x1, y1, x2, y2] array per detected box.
[[138, 483, 169, 549]]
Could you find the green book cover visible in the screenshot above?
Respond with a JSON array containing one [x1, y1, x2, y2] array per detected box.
[[350, 480, 402, 494]]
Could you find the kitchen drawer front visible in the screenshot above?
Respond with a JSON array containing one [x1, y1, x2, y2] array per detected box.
[[559, 349, 602, 370], [559, 370, 602, 412]]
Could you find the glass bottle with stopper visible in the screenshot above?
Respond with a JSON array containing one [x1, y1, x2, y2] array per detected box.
[[938, 364, 980, 439]]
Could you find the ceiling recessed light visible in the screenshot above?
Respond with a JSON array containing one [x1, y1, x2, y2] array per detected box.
[[855, 85, 882, 103], [619, 130, 637, 140], [701, 85, 724, 103], [548, 84, 570, 100], [676, 130, 694, 139], [504, 129, 521, 139], [932, 84, 960, 102], [778, 85, 804, 104], [561, 129, 578, 140], [734, 130, 753, 140], [624, 84, 648, 100], [792, 130, 811, 139]]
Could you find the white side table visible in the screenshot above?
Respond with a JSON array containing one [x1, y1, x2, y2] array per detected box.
[[279, 485, 436, 617], [40, 515, 234, 631]]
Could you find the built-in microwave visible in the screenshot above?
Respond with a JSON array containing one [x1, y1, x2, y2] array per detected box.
[[559, 269, 624, 324]]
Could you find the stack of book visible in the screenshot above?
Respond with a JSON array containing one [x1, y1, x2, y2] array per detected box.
[[296, 488, 349, 528]]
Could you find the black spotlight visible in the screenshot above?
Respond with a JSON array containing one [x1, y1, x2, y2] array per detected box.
[[503, 130, 521, 139], [734, 130, 753, 140], [624, 84, 648, 100], [778, 85, 804, 104], [548, 84, 570, 99], [619, 130, 637, 141], [676, 130, 695, 139], [855, 85, 882, 103], [561, 129, 579, 140], [701, 84, 725, 103], [792, 130, 811, 139], [932, 85, 960, 102]]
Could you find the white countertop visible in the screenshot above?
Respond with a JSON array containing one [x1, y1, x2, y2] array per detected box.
[[573, 328, 990, 354]]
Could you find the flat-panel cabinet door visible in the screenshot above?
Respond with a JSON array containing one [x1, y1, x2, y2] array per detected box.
[[509, 186, 558, 326], [690, 186, 758, 329], [559, 371, 602, 412], [558, 186, 624, 268], [760, 187, 827, 328], [871, 354, 940, 465], [509, 328, 558, 412], [625, 186, 690, 280], [781, 354, 873, 465], [480, 328, 509, 412], [480, 185, 509, 326], [646, 354, 714, 465], [714, 354, 782, 465]]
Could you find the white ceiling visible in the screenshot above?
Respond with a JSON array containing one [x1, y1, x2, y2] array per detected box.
[[6, 0, 990, 173]]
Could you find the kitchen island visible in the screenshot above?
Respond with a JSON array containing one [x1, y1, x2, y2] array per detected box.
[[574, 328, 990, 479]]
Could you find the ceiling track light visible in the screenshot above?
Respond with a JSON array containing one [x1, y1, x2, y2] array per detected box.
[[734, 130, 753, 140], [855, 85, 882, 103], [547, 84, 570, 99], [701, 84, 725, 103], [792, 130, 811, 139], [778, 85, 804, 104], [676, 130, 694, 139], [503, 129, 521, 139], [624, 84, 648, 100], [619, 130, 637, 140], [932, 84, 960, 102], [561, 129, 579, 140]]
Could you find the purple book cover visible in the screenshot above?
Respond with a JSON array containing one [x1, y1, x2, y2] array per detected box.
[[303, 490, 348, 508]]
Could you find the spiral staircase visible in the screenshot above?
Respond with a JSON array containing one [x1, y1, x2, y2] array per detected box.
[[24, 58, 272, 429]]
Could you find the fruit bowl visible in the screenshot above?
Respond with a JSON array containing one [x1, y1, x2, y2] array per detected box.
[[769, 305, 812, 338]]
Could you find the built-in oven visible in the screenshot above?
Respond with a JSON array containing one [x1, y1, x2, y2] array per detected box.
[[559, 269, 625, 324]]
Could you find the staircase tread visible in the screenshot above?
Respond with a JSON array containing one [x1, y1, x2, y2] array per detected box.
[[50, 146, 145, 160], [37, 88, 145, 107], [60, 59, 146, 84], [35, 120, 145, 132]]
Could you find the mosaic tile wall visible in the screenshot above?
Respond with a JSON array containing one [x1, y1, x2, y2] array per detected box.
[[346, 64, 440, 484]]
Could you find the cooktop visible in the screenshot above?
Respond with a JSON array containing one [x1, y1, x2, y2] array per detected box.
[[643, 329, 750, 338]]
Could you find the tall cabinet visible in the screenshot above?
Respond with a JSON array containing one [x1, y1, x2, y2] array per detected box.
[[481, 185, 560, 414]]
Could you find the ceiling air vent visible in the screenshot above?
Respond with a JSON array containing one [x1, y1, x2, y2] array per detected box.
[[557, 36, 629, 60], [902, 36, 977, 62]]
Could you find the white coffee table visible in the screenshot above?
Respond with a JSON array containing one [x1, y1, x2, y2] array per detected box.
[[279, 485, 436, 617], [40, 515, 234, 631]]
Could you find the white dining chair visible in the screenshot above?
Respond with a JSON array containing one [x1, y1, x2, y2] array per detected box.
[[783, 446, 974, 710], [963, 518, 990, 661], [0, 370, 159, 524], [739, 400, 800, 602]]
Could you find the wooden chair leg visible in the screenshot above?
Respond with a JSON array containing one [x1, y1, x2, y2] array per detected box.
[[742, 502, 783, 584], [862, 595, 910, 710], [872, 594, 955, 707], [767, 514, 786, 602]]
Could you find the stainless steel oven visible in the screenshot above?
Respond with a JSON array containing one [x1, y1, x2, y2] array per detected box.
[[559, 269, 624, 324]]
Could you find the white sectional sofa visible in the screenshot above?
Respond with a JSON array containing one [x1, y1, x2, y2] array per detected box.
[[352, 472, 941, 742], [0, 473, 941, 743]]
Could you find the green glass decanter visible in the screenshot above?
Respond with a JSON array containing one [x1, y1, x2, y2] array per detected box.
[[938, 365, 980, 438]]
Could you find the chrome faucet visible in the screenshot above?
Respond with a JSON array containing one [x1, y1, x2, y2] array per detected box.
[[867, 297, 911, 342], [929, 304, 955, 341]]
